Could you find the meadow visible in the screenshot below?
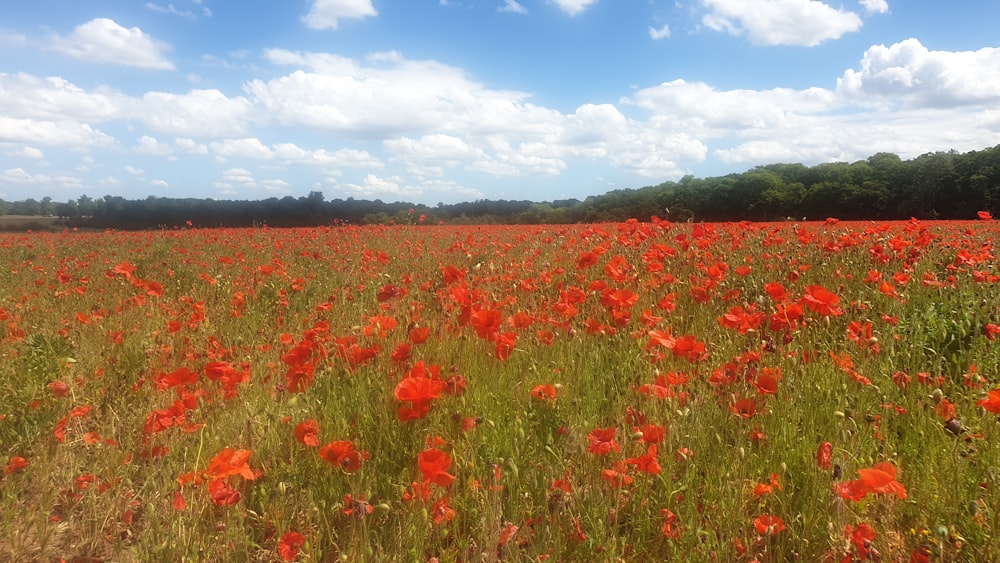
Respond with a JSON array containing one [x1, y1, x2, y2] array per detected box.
[[1, 217, 999, 561]]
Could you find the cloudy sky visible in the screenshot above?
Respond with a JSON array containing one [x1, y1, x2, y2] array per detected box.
[[1, 1, 999, 205]]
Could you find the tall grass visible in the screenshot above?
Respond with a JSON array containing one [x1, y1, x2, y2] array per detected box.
[[1, 220, 999, 561]]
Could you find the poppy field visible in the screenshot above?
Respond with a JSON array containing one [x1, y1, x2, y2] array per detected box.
[[3, 217, 1000, 561]]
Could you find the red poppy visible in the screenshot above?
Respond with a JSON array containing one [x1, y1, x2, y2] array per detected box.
[[754, 515, 787, 536], [205, 448, 256, 481], [816, 442, 833, 470], [587, 427, 620, 455], [530, 384, 558, 401], [834, 461, 907, 501], [977, 388, 1000, 414], [803, 284, 843, 317], [3, 456, 28, 475], [318, 440, 368, 472], [978, 210, 993, 220], [294, 419, 320, 447], [418, 448, 456, 488], [277, 531, 306, 561], [208, 478, 241, 506]]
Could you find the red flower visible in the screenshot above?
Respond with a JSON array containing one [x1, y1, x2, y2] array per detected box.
[[978, 210, 993, 220], [754, 515, 786, 536], [418, 448, 456, 488], [277, 531, 306, 561], [977, 388, 1000, 414], [834, 461, 907, 501], [208, 478, 241, 506], [3, 456, 28, 475], [294, 419, 320, 447], [318, 440, 368, 472], [816, 441, 833, 471], [803, 284, 843, 317], [587, 427, 620, 455], [205, 448, 256, 481], [530, 384, 558, 401]]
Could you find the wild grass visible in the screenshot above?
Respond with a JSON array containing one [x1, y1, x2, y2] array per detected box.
[[1, 219, 999, 561]]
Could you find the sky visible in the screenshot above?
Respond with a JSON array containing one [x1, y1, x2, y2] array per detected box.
[[1, 1, 999, 206]]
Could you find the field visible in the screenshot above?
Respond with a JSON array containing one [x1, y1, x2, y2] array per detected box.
[[2, 218, 1000, 561]]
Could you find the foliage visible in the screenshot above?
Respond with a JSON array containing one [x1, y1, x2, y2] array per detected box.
[[1, 218, 999, 561]]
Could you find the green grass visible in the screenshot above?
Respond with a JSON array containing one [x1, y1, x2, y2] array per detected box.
[[1, 220, 999, 561]]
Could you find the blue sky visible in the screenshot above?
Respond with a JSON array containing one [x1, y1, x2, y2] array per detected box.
[[1, 0, 999, 205]]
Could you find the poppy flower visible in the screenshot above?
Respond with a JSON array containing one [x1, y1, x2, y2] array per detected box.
[[294, 419, 320, 447], [418, 448, 456, 488], [205, 448, 256, 481], [587, 427, 620, 455], [978, 210, 993, 220], [754, 515, 787, 536], [318, 440, 368, 472], [834, 461, 907, 501], [277, 531, 306, 561], [208, 478, 242, 506], [816, 442, 833, 471], [530, 384, 558, 401], [803, 284, 843, 317], [3, 456, 28, 475], [977, 388, 1000, 414]]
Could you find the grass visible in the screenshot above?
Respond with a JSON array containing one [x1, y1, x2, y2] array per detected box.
[[1, 219, 999, 561]]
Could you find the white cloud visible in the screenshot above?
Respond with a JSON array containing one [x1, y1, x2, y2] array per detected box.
[[837, 38, 1000, 109], [0, 73, 127, 122], [48, 18, 175, 70], [140, 90, 252, 137], [175, 138, 209, 155], [649, 24, 671, 40], [151, 179, 169, 188], [340, 173, 423, 199], [135, 135, 174, 156], [700, 0, 863, 46], [11, 146, 45, 160], [0, 117, 116, 147], [499, 0, 528, 14], [303, 0, 377, 30], [145, 2, 198, 20], [125, 165, 145, 177], [859, 0, 888, 14], [210, 138, 274, 160], [551, 0, 598, 16]]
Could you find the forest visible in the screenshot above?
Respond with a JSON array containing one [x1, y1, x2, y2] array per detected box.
[[2, 145, 999, 229]]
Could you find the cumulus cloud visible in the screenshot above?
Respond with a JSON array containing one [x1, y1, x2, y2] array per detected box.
[[303, 0, 377, 30], [140, 89, 253, 137], [0, 73, 127, 122], [135, 135, 174, 156], [0, 117, 116, 147], [859, 0, 888, 14], [48, 18, 175, 69], [551, 0, 599, 16], [700, 0, 863, 46], [649, 24, 671, 40], [837, 38, 1000, 109], [499, 0, 528, 14], [340, 173, 424, 199]]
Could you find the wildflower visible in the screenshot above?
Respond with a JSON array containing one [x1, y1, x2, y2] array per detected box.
[[205, 448, 256, 481], [531, 384, 558, 401], [277, 531, 306, 561], [816, 442, 833, 471], [587, 427, 620, 455], [318, 440, 368, 472], [418, 448, 455, 488], [977, 388, 1000, 414], [294, 419, 320, 447], [754, 515, 787, 536], [834, 461, 907, 502]]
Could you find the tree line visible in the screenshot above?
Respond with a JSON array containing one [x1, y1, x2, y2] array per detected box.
[[2, 145, 999, 230]]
